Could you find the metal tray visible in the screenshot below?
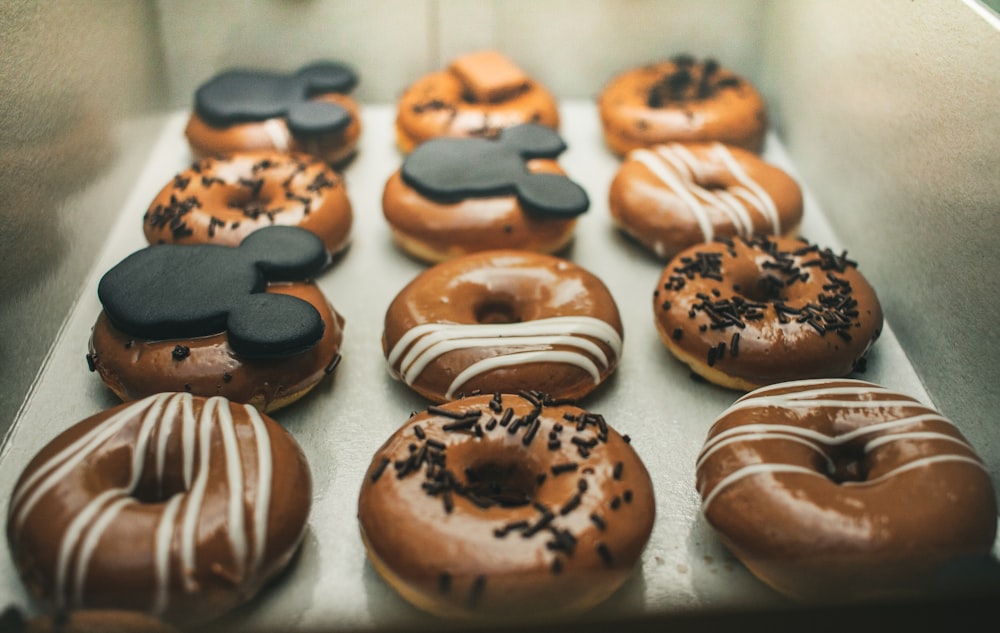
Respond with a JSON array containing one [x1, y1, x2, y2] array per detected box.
[[0, 103, 981, 630]]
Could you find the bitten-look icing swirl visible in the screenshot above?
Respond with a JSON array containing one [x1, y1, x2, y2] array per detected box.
[[696, 379, 997, 601], [609, 142, 802, 259], [358, 393, 655, 618], [382, 250, 624, 403], [6, 393, 312, 627]]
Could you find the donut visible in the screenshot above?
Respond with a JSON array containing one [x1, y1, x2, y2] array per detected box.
[[88, 226, 344, 413], [6, 393, 313, 627], [357, 393, 654, 618], [383, 250, 623, 403], [0, 608, 179, 633], [143, 151, 353, 256], [383, 124, 589, 262], [598, 55, 767, 156], [184, 61, 362, 166], [395, 50, 560, 154], [653, 236, 883, 391], [696, 378, 998, 601], [609, 142, 803, 259]]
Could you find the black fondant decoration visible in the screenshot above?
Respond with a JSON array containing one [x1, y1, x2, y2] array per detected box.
[[400, 124, 590, 218], [97, 226, 330, 359], [194, 61, 358, 135]]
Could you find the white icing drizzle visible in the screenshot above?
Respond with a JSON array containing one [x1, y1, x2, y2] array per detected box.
[[628, 143, 781, 242], [10, 392, 275, 614], [386, 316, 622, 399], [263, 118, 290, 152], [699, 381, 987, 513]]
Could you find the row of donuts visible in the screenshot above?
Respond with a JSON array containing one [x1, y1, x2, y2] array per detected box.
[[3, 51, 997, 631]]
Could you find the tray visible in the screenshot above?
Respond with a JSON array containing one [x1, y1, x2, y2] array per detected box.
[[0, 103, 982, 630]]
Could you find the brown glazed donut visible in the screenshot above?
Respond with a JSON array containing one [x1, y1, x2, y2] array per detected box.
[[0, 608, 179, 633], [609, 142, 803, 259], [598, 56, 767, 156], [383, 251, 623, 403], [6, 393, 313, 627], [184, 62, 362, 166], [143, 151, 353, 256], [696, 379, 998, 601], [358, 393, 655, 618], [395, 50, 560, 153], [89, 282, 344, 414], [653, 236, 883, 391]]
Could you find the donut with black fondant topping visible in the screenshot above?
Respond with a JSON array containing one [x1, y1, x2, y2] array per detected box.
[[88, 226, 344, 412], [143, 151, 352, 256], [357, 393, 654, 618], [184, 61, 362, 166], [382, 124, 589, 263], [395, 50, 560, 154], [653, 236, 882, 390], [598, 56, 767, 155]]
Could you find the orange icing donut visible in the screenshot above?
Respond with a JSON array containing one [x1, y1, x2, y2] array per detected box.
[[358, 393, 655, 618], [609, 142, 802, 259], [653, 236, 883, 390], [143, 151, 352, 256], [383, 251, 623, 403], [6, 393, 312, 627], [395, 51, 560, 153], [598, 56, 767, 156], [696, 379, 997, 601]]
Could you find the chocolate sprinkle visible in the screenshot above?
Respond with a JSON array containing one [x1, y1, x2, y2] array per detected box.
[[439, 572, 451, 594], [596, 543, 614, 566], [172, 345, 190, 361], [370, 457, 390, 482], [551, 462, 579, 476]]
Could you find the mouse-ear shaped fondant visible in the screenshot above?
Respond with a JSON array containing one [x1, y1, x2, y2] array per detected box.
[[227, 293, 325, 358], [296, 61, 359, 96], [497, 124, 567, 159], [194, 69, 285, 126], [286, 101, 352, 135], [238, 226, 330, 280], [516, 173, 590, 218]]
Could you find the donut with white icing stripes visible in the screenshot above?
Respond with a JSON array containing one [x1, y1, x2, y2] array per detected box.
[[6, 393, 312, 627], [383, 250, 623, 403], [609, 142, 803, 259], [696, 379, 997, 601]]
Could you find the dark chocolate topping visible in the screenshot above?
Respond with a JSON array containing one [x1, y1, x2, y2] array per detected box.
[[400, 124, 589, 218], [97, 226, 329, 359], [194, 61, 358, 133]]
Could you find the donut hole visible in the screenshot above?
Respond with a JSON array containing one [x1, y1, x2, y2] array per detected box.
[[732, 274, 787, 303], [474, 297, 522, 324], [462, 454, 539, 508], [827, 443, 869, 484], [130, 471, 189, 504]]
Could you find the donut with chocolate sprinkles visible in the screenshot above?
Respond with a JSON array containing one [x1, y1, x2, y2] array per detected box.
[[357, 393, 654, 618], [653, 235, 882, 390], [598, 55, 768, 155]]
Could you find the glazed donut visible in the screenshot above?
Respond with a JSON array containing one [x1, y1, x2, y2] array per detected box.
[[144, 151, 353, 256], [383, 250, 623, 403], [185, 61, 362, 166], [653, 236, 882, 390], [0, 608, 179, 633], [383, 124, 589, 263], [696, 378, 998, 601], [598, 55, 767, 156], [88, 227, 344, 413], [396, 50, 560, 154], [6, 393, 313, 627], [358, 393, 654, 618], [609, 142, 803, 259]]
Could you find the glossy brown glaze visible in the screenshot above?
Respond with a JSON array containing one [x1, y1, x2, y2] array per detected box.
[[696, 379, 997, 601], [609, 142, 802, 259], [395, 51, 559, 154], [185, 93, 362, 166], [598, 57, 767, 156], [358, 393, 655, 618], [143, 151, 353, 255], [382, 159, 577, 263], [383, 251, 623, 403], [6, 394, 312, 627], [653, 236, 882, 391], [89, 282, 344, 413]]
